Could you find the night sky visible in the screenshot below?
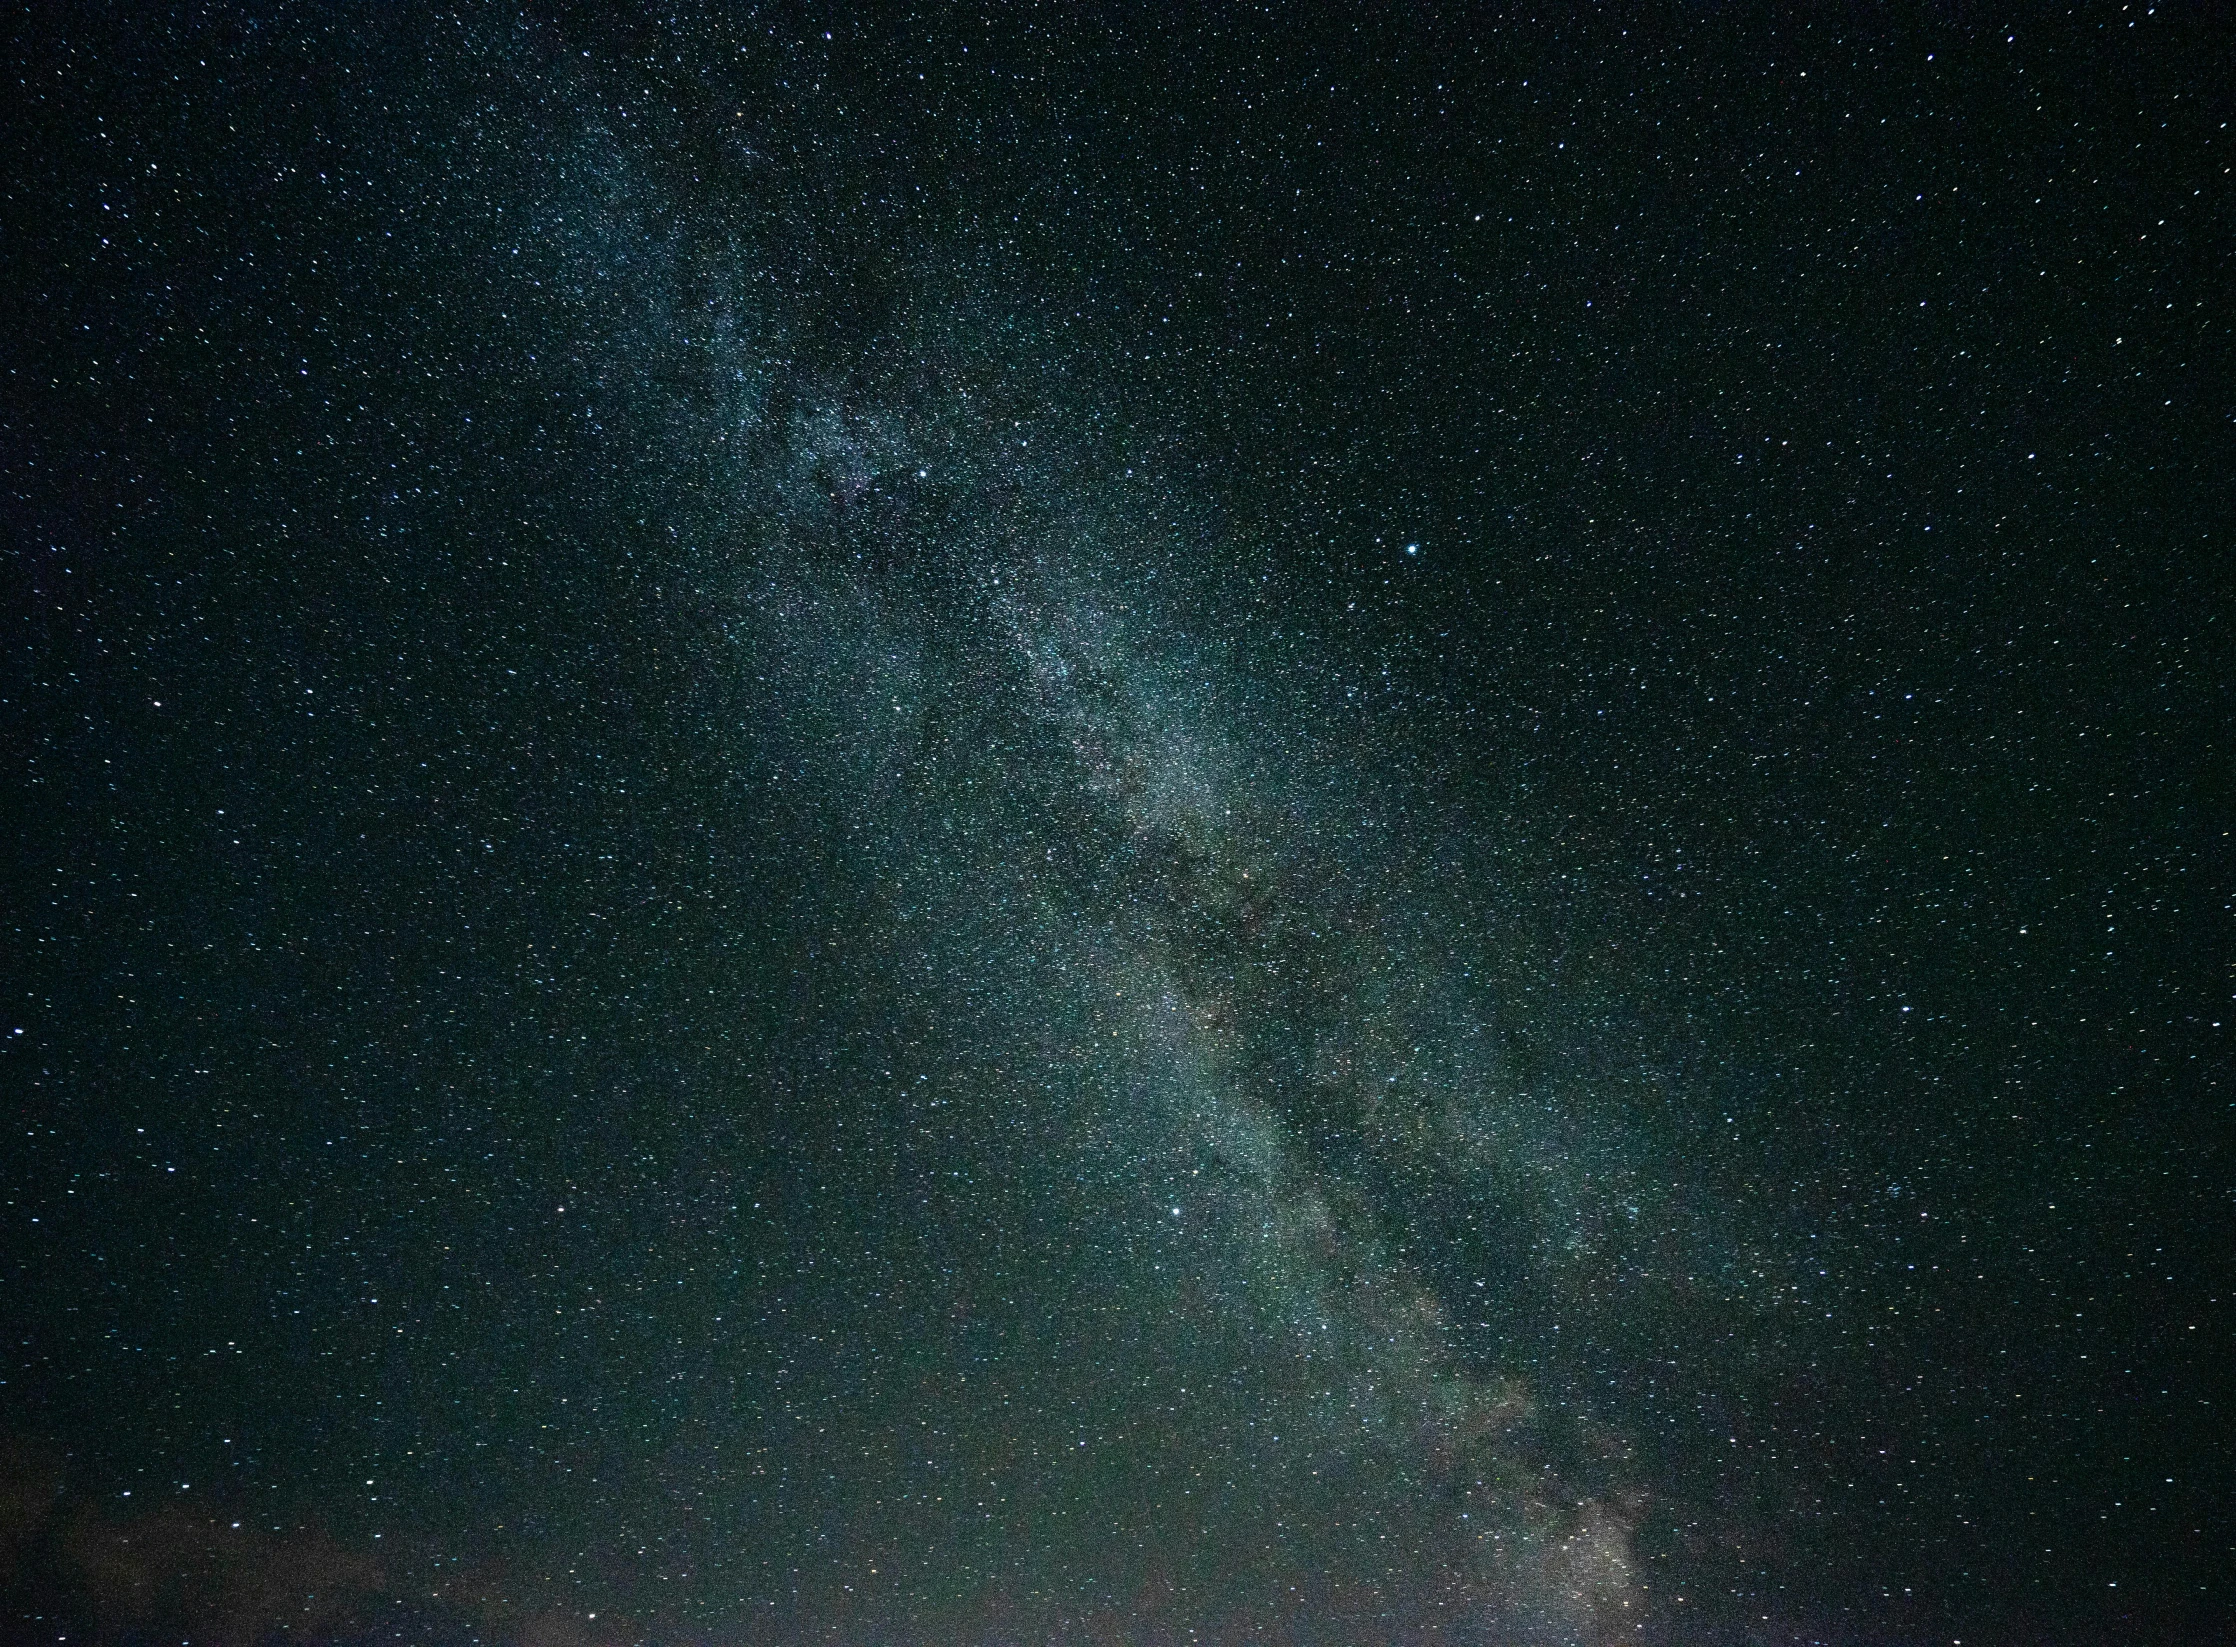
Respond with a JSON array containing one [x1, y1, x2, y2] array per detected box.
[[5, 6, 2232, 1645]]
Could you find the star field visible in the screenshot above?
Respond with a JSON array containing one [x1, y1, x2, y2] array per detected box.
[[5, 6, 2232, 1645]]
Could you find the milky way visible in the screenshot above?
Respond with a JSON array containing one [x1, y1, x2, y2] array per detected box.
[[693, 290, 1683, 1639]]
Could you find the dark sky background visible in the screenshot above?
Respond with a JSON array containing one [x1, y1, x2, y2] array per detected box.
[[5, 5, 2231, 1645]]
